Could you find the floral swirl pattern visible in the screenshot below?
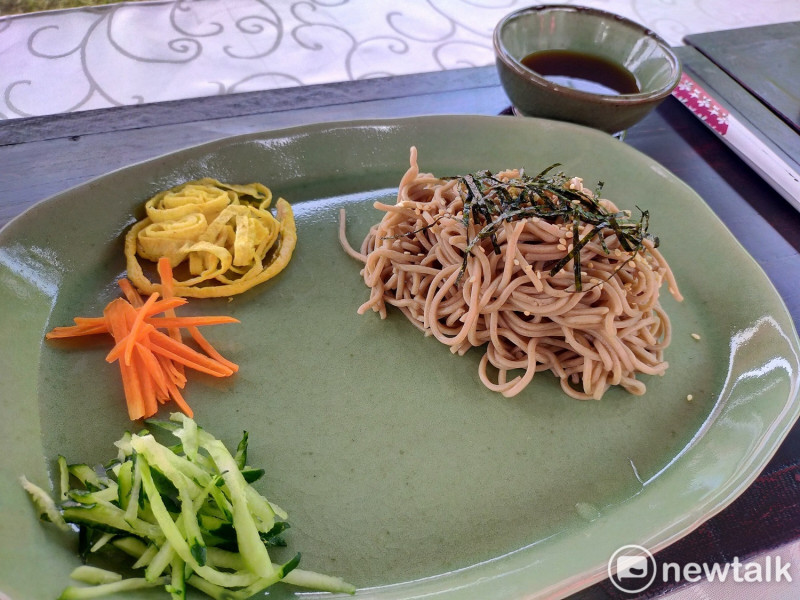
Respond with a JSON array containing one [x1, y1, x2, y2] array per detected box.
[[1, 0, 799, 120]]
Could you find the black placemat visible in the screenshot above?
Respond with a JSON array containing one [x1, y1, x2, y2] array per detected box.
[[685, 22, 800, 135], [671, 45, 800, 208]]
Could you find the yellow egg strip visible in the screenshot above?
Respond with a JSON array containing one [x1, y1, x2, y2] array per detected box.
[[124, 179, 296, 298]]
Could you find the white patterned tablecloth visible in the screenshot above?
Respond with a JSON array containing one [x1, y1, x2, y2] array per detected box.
[[2, 0, 800, 120]]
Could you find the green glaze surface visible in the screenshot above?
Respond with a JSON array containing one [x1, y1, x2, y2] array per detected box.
[[1, 115, 798, 599]]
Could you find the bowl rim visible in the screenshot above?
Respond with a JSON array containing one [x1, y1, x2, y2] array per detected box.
[[493, 4, 682, 105]]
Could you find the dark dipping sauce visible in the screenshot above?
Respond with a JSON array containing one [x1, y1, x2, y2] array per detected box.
[[520, 49, 639, 95]]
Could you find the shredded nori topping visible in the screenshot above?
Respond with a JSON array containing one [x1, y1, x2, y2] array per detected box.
[[381, 165, 658, 292], [448, 166, 658, 290]]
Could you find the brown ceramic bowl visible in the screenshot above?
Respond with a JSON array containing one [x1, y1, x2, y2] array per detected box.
[[494, 4, 681, 134]]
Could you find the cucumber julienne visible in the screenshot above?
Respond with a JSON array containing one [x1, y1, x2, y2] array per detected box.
[[21, 413, 355, 600]]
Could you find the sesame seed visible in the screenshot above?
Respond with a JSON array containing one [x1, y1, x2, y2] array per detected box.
[[687, 394, 693, 402], [691, 333, 701, 340]]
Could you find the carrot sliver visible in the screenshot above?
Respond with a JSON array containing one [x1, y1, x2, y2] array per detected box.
[[116, 296, 187, 320], [103, 299, 145, 420], [145, 297, 188, 314], [118, 278, 143, 307], [148, 334, 234, 377], [121, 359, 146, 421], [105, 322, 157, 364], [157, 258, 180, 327], [46, 299, 191, 343], [124, 292, 160, 366], [156, 258, 187, 381], [103, 299, 132, 341], [48, 262, 238, 421], [164, 372, 193, 418], [188, 326, 239, 373], [149, 344, 233, 377], [73, 317, 106, 327], [132, 348, 158, 418], [157, 258, 175, 295], [146, 316, 240, 328], [45, 324, 109, 339], [136, 342, 169, 400], [148, 329, 231, 369], [162, 356, 187, 388]]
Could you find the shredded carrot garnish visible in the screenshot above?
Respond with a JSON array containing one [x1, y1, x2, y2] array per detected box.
[[45, 257, 239, 420]]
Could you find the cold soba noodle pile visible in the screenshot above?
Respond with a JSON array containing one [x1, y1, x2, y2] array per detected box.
[[340, 148, 681, 400]]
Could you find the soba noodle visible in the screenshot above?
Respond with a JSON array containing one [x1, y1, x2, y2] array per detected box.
[[340, 148, 681, 400]]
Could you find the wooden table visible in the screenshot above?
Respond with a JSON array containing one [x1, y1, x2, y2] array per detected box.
[[2, 63, 799, 599]]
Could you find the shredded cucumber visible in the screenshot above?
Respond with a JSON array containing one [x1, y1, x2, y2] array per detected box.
[[58, 576, 169, 599], [19, 475, 71, 533], [69, 565, 122, 585], [57, 455, 70, 501], [21, 413, 356, 598], [167, 553, 187, 600]]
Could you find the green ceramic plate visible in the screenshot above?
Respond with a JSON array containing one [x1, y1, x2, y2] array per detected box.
[[1, 116, 798, 600]]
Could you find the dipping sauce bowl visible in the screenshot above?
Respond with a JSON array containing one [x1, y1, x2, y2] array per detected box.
[[494, 4, 681, 134]]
